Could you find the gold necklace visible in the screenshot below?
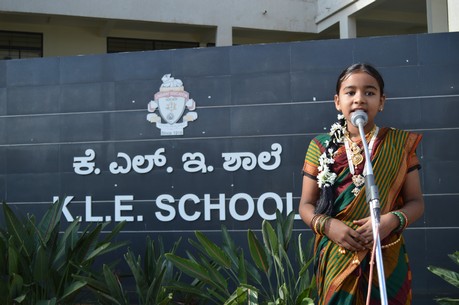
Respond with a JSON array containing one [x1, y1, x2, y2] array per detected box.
[[344, 125, 377, 167], [343, 125, 379, 197], [344, 125, 376, 167], [349, 141, 363, 166]]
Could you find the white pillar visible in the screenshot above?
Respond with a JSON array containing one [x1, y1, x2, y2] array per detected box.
[[426, 0, 448, 33], [339, 15, 357, 39], [448, 0, 459, 31], [215, 24, 232, 47]]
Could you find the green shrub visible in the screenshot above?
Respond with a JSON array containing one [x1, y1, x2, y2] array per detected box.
[[77, 235, 181, 305], [165, 210, 316, 305], [428, 251, 459, 305], [0, 200, 126, 305]]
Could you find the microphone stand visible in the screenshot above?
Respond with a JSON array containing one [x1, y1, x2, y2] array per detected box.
[[356, 121, 389, 305]]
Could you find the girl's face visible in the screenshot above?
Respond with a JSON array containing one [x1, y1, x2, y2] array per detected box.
[[334, 71, 385, 133]]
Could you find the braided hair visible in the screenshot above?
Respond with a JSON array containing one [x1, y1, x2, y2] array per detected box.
[[314, 115, 346, 215]]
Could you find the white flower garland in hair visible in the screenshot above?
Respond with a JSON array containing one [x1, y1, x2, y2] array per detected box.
[[316, 114, 346, 188]]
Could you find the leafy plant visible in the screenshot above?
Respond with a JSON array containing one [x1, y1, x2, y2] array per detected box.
[[165, 210, 316, 305], [224, 284, 259, 305], [77, 235, 181, 305], [0, 200, 127, 305], [428, 251, 459, 305]]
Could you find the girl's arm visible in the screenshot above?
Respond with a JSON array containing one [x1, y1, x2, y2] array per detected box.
[[299, 176, 368, 251], [298, 175, 320, 227], [383, 168, 425, 235], [355, 169, 425, 242]]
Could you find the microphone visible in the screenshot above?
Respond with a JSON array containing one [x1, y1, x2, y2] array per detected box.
[[349, 112, 388, 304], [351, 110, 368, 127], [350, 108, 376, 191], [350, 109, 386, 303]]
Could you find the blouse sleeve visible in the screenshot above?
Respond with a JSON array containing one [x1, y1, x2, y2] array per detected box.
[[302, 138, 322, 178], [407, 132, 423, 172]]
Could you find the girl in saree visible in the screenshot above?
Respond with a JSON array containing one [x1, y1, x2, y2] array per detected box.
[[299, 63, 424, 305]]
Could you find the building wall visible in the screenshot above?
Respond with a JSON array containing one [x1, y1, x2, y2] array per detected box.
[[448, 0, 459, 30], [4, 0, 456, 54], [0, 19, 214, 57], [0, 0, 318, 49], [0, 0, 317, 33], [0, 20, 106, 56], [44, 25, 107, 56]]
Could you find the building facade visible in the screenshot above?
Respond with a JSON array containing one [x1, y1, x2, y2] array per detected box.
[[1, 0, 458, 59]]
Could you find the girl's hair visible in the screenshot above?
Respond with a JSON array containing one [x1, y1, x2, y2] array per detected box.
[[315, 63, 385, 216], [315, 114, 346, 216], [335, 63, 385, 95]]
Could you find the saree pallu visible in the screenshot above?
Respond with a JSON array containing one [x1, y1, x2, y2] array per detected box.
[[303, 128, 422, 305]]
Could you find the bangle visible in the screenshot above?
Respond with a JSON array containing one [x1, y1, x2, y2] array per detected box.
[[310, 214, 320, 234], [390, 211, 409, 233], [319, 215, 330, 235], [310, 214, 331, 236]]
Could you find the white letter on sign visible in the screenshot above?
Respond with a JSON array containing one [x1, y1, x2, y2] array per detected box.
[[115, 195, 134, 222]]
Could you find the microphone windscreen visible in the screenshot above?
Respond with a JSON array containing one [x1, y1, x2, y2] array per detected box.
[[350, 110, 368, 127]]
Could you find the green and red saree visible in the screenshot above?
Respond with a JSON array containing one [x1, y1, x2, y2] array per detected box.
[[303, 127, 422, 305]]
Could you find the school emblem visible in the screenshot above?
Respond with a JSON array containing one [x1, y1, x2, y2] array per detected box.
[[147, 74, 198, 136]]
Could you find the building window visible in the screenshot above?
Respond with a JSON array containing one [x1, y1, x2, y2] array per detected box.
[[0, 31, 43, 60], [107, 37, 200, 53]]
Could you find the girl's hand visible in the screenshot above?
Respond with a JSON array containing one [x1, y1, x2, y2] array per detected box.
[[354, 213, 400, 244], [353, 217, 373, 243], [325, 218, 368, 252]]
